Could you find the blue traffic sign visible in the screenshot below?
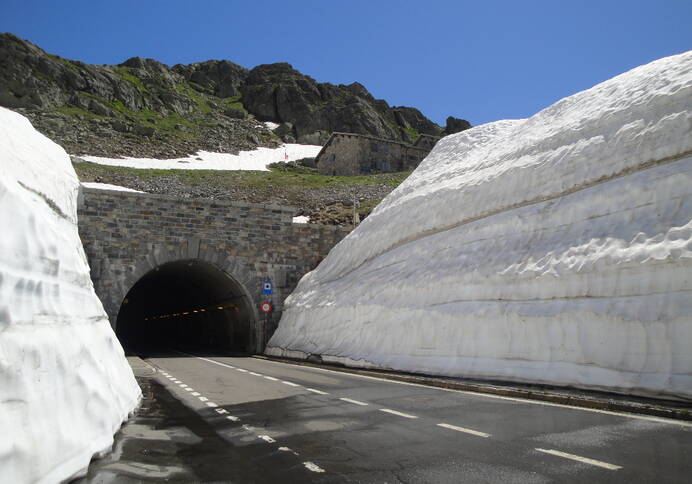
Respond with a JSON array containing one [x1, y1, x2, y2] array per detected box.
[[262, 281, 273, 295]]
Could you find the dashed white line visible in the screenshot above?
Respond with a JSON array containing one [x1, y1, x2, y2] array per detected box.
[[172, 380, 181, 383], [215, 408, 229, 415], [379, 408, 418, 419], [279, 446, 299, 456], [258, 435, 276, 443], [306, 388, 329, 395], [179, 384, 188, 388], [303, 461, 325, 473], [191, 392, 201, 396], [185, 388, 194, 392], [205, 401, 218, 408], [437, 423, 490, 438], [282, 381, 300, 387], [264, 376, 279, 381], [536, 448, 622, 470], [226, 415, 240, 422], [198, 396, 209, 402], [339, 397, 368, 406]]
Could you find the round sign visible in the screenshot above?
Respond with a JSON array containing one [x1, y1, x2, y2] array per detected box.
[[260, 301, 272, 313]]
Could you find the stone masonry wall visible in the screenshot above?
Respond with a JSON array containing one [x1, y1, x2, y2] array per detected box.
[[77, 187, 349, 352], [316, 132, 430, 176]]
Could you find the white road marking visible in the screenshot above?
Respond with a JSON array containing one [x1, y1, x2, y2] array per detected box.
[[172, 380, 181, 383], [185, 388, 194, 392], [536, 448, 622, 470], [282, 381, 300, 387], [191, 392, 201, 396], [306, 388, 329, 395], [199, 396, 209, 402], [215, 408, 229, 415], [303, 461, 325, 473], [339, 397, 368, 406], [264, 376, 279, 381], [249, 372, 262, 376], [258, 435, 276, 443], [379, 408, 418, 419], [179, 384, 188, 388], [437, 423, 490, 438], [205, 402, 218, 408], [226, 415, 240, 422], [236, 368, 248, 373], [279, 446, 299, 456], [245, 356, 692, 427]]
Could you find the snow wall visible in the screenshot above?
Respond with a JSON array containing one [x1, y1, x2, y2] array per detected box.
[[266, 52, 692, 401], [0, 108, 141, 483]]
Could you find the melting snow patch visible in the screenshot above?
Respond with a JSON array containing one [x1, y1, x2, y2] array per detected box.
[[81, 182, 144, 193]]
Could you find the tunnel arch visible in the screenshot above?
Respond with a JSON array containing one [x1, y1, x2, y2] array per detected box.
[[115, 259, 258, 356]]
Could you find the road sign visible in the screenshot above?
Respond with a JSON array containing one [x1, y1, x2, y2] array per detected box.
[[260, 301, 272, 313], [262, 281, 273, 295]]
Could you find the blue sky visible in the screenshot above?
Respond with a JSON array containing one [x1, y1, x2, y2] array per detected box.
[[1, 0, 690, 126]]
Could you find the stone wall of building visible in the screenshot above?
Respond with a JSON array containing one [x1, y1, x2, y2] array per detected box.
[[77, 187, 349, 352], [316, 132, 432, 176]]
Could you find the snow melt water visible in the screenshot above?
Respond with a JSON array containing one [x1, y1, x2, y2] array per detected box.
[[266, 52, 692, 401], [0, 107, 141, 483]]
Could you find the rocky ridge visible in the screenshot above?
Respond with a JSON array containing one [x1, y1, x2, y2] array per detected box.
[[0, 33, 471, 159]]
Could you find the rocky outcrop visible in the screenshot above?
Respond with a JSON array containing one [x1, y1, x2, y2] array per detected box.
[[0, 33, 471, 157]]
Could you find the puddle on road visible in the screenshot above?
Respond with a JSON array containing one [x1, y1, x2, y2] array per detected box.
[[73, 377, 319, 483]]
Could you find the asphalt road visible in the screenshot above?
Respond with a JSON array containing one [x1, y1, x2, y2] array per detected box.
[[103, 354, 692, 483]]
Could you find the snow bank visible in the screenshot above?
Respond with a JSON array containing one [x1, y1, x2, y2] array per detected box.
[[81, 182, 144, 193], [266, 52, 692, 401], [80, 143, 322, 171], [0, 108, 141, 483]]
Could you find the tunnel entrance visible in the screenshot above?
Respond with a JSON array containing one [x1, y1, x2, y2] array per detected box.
[[116, 259, 257, 356]]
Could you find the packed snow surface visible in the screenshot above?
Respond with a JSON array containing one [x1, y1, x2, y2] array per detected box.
[[267, 52, 692, 400], [293, 215, 310, 224], [81, 182, 144, 193], [80, 143, 322, 171], [0, 108, 141, 483]]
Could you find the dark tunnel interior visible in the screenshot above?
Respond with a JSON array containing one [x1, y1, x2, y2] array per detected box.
[[116, 260, 256, 356]]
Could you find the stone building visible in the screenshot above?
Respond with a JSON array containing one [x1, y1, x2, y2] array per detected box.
[[315, 132, 438, 176]]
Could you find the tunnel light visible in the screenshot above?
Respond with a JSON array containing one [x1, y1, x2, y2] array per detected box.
[[217, 306, 224, 310]]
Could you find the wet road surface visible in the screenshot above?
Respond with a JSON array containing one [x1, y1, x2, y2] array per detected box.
[[79, 353, 692, 483]]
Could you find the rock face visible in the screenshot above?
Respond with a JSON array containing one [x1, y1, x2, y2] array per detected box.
[[266, 51, 692, 401], [0, 107, 141, 483], [0, 33, 470, 158]]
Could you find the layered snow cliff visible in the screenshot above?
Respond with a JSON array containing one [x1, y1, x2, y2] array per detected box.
[[266, 52, 692, 400], [0, 108, 141, 483]]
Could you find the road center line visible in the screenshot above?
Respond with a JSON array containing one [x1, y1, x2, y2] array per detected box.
[[437, 423, 490, 438], [535, 448, 622, 470], [306, 388, 329, 395], [303, 462, 325, 473], [339, 397, 368, 406], [379, 408, 418, 419], [282, 381, 300, 387]]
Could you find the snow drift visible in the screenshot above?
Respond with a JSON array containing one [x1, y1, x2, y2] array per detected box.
[[266, 52, 692, 401], [0, 108, 141, 483]]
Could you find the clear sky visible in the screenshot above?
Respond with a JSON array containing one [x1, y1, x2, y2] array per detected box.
[[1, 0, 690, 126]]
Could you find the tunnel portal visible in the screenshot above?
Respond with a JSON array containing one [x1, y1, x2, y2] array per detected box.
[[116, 259, 256, 356]]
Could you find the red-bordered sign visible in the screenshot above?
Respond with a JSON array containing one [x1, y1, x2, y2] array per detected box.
[[260, 301, 272, 313]]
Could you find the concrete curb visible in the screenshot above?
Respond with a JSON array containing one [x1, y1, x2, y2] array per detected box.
[[126, 356, 158, 376], [254, 355, 692, 422]]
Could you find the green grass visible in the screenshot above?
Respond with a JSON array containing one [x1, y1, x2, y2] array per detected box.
[[115, 67, 148, 92], [403, 127, 420, 144]]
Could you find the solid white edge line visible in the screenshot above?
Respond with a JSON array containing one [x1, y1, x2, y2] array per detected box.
[[236, 368, 248, 373], [535, 448, 622, 470], [242, 356, 691, 428], [249, 372, 262, 376], [306, 388, 329, 395], [436, 423, 490, 438], [339, 397, 368, 406], [303, 461, 325, 473], [379, 408, 418, 419], [282, 381, 300, 387]]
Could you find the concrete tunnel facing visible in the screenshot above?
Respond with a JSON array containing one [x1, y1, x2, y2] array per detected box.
[[115, 259, 257, 356]]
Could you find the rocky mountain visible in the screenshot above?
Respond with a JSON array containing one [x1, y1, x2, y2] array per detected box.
[[0, 33, 470, 158]]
